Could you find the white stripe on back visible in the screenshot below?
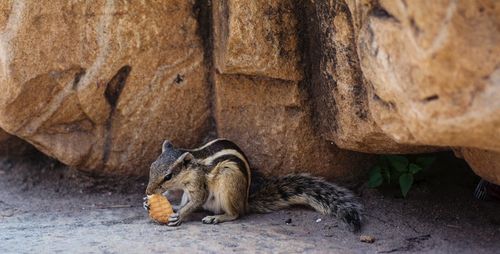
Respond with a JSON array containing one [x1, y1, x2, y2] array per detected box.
[[201, 149, 250, 172], [189, 138, 227, 151]]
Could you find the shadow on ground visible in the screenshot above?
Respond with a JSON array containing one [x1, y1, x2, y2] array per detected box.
[[0, 153, 499, 253]]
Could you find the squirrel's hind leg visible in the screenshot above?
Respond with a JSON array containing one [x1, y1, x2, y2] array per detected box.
[[202, 165, 247, 224]]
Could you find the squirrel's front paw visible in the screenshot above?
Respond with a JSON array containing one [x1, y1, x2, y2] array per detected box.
[[167, 213, 182, 227], [142, 197, 150, 211]]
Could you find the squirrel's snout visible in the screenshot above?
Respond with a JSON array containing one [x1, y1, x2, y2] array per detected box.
[[146, 182, 163, 195], [145, 184, 155, 195]]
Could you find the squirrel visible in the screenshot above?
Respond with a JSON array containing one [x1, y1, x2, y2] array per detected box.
[[145, 139, 362, 232]]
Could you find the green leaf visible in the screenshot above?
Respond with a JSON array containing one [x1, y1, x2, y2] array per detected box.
[[369, 166, 381, 177], [387, 155, 409, 172], [383, 168, 391, 184], [399, 173, 414, 197], [408, 163, 422, 174], [416, 156, 436, 168], [368, 166, 384, 188]]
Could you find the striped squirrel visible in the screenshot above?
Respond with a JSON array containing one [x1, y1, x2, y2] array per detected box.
[[145, 139, 362, 231]]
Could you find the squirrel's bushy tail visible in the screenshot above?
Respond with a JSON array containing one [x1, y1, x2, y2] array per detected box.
[[248, 173, 362, 232]]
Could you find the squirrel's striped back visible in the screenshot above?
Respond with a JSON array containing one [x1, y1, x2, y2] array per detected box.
[[182, 139, 252, 201]]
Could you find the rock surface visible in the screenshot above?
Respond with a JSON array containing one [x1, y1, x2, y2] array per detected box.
[[354, 0, 500, 150], [301, 0, 499, 182], [0, 1, 210, 174], [455, 148, 500, 185], [213, 74, 373, 179], [212, 0, 302, 81], [0, 0, 498, 182], [348, 0, 500, 182], [303, 0, 434, 154], [212, 0, 374, 179]]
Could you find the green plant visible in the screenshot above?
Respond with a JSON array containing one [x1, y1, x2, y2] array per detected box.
[[368, 155, 436, 197]]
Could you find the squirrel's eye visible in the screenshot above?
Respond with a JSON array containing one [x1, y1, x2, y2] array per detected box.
[[163, 173, 172, 182]]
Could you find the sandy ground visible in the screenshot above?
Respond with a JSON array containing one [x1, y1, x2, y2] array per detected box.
[[0, 153, 499, 254]]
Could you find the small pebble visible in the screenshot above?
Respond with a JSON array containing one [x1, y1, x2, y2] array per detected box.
[[285, 218, 292, 224], [360, 235, 375, 243], [315, 218, 322, 223]]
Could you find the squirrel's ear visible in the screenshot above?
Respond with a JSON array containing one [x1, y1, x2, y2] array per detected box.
[[178, 152, 194, 164], [162, 140, 173, 152]]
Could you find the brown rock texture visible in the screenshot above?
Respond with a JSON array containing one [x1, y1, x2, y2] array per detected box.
[[455, 148, 500, 185], [212, 0, 374, 180], [346, 0, 500, 182], [212, 0, 302, 81], [213, 74, 373, 179], [303, 0, 435, 154], [353, 0, 500, 150], [0, 0, 498, 182], [0, 1, 210, 174], [299, 0, 499, 182]]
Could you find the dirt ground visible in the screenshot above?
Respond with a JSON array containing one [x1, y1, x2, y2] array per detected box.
[[1, 152, 499, 254]]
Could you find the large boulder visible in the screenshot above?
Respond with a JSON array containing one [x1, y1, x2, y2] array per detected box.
[[0, 0, 498, 183], [213, 74, 373, 180], [303, 0, 435, 153], [213, 0, 302, 81], [212, 0, 374, 180], [455, 148, 500, 184], [349, 0, 500, 183], [352, 0, 500, 150], [0, 1, 210, 175], [300, 0, 499, 183]]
